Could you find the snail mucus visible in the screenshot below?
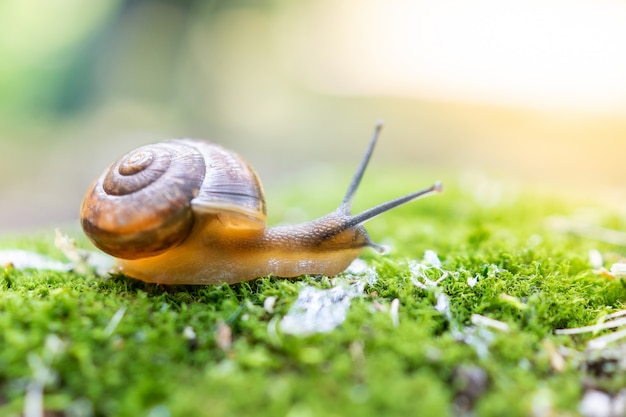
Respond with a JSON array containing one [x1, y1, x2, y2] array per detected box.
[[80, 123, 442, 284]]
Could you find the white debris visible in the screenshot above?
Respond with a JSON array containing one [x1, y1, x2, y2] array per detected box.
[[280, 285, 355, 335], [0, 231, 114, 276], [531, 388, 554, 417], [24, 335, 65, 417], [612, 390, 626, 417], [589, 249, 604, 270], [407, 250, 507, 359], [423, 250, 442, 268], [215, 320, 232, 352], [587, 327, 626, 350], [279, 259, 380, 336], [390, 298, 400, 327], [344, 259, 378, 285], [55, 229, 114, 276], [281, 264, 378, 336], [542, 340, 565, 373], [486, 264, 501, 278], [435, 293, 453, 322], [82, 252, 115, 277], [454, 326, 495, 360], [555, 310, 626, 350], [54, 230, 83, 265], [603, 310, 626, 321], [579, 390, 612, 417], [434, 293, 449, 313], [609, 262, 626, 279], [407, 250, 455, 323], [577, 389, 626, 417], [0, 250, 71, 272], [467, 275, 479, 288], [471, 314, 510, 333], [450, 315, 510, 360], [183, 326, 197, 341], [263, 296, 277, 314], [555, 317, 626, 335], [409, 256, 449, 290], [103, 307, 126, 337], [345, 258, 370, 274]]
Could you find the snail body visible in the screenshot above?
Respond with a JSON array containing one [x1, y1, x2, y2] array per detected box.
[[80, 124, 442, 284], [109, 213, 369, 284]]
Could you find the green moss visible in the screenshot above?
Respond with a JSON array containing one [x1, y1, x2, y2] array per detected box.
[[1, 177, 625, 416]]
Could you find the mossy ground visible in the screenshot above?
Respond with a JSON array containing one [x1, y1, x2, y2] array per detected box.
[[1, 174, 625, 417]]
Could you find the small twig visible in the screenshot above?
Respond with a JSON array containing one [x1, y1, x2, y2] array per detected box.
[[588, 327, 626, 350], [471, 314, 510, 333], [390, 298, 400, 327], [104, 307, 126, 337], [555, 317, 626, 335]]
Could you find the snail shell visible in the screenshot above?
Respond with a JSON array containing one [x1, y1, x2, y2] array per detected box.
[[80, 124, 442, 284], [80, 140, 266, 260]]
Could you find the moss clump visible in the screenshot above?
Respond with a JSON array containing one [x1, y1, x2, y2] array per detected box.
[[1, 176, 625, 416]]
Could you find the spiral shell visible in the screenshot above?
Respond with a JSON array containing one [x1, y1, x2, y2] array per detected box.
[[80, 139, 266, 259]]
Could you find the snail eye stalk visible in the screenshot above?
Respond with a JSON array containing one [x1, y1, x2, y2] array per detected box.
[[338, 121, 443, 225]]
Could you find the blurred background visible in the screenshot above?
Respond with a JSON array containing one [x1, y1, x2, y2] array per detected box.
[[1, 0, 625, 232]]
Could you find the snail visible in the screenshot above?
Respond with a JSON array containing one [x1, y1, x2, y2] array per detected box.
[[80, 123, 442, 285]]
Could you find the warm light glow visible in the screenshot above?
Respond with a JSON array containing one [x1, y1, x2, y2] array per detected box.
[[281, 0, 626, 113]]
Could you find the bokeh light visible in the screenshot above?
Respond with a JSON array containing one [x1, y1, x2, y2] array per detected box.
[[280, 0, 626, 113], [0, 0, 624, 232]]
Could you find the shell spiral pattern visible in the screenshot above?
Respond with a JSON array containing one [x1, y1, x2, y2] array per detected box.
[[81, 141, 206, 259]]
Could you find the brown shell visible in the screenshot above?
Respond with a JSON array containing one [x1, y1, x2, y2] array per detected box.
[[80, 139, 267, 259], [176, 139, 266, 222]]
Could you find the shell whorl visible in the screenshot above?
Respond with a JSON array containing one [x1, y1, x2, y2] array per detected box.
[[81, 142, 205, 259], [102, 145, 172, 196], [80, 139, 267, 260]]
